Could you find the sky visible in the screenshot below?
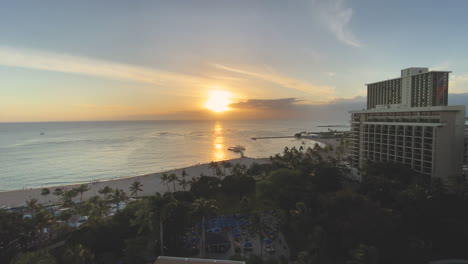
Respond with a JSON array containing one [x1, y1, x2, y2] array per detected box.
[[1, 0, 468, 122]]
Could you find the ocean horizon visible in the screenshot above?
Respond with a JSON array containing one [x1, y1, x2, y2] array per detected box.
[[0, 119, 348, 191]]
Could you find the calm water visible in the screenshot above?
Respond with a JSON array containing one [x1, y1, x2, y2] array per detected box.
[[0, 120, 343, 190]]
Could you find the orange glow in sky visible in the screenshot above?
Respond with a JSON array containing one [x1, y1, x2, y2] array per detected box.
[[205, 90, 232, 112]]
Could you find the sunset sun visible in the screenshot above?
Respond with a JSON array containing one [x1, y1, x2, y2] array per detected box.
[[205, 90, 232, 112]]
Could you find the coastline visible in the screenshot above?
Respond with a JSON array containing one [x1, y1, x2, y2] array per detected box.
[[0, 157, 269, 208]]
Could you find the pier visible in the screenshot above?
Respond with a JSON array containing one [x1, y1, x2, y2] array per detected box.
[[251, 136, 296, 140]]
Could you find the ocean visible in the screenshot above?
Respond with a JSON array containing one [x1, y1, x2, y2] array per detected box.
[[0, 120, 346, 190]]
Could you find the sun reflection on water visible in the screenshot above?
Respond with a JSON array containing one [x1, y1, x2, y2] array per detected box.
[[212, 122, 226, 161]]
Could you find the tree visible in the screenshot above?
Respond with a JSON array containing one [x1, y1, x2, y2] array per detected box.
[[11, 249, 57, 264], [26, 198, 40, 213], [168, 173, 178, 192], [62, 189, 79, 208], [40, 188, 50, 203], [248, 211, 272, 264], [53, 188, 63, 200], [220, 160, 232, 175], [109, 189, 128, 209], [33, 208, 54, 233], [161, 173, 171, 192], [209, 161, 219, 177], [152, 193, 178, 255], [75, 184, 90, 203], [86, 195, 110, 223], [177, 170, 189, 191], [347, 244, 379, 264], [62, 243, 95, 264], [191, 198, 218, 258], [129, 180, 143, 198], [231, 163, 247, 177], [215, 167, 224, 179], [190, 176, 221, 198], [98, 186, 113, 200]]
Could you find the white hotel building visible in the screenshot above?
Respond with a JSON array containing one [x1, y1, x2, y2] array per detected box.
[[350, 68, 465, 179]]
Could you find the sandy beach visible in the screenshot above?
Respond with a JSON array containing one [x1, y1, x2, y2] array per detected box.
[[0, 157, 269, 208]]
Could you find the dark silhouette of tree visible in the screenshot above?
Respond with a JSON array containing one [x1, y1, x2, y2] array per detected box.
[[191, 198, 218, 258], [209, 161, 219, 177], [161, 173, 171, 192], [26, 198, 40, 213], [11, 249, 57, 264], [179, 170, 189, 191], [62, 243, 95, 264], [220, 160, 232, 175], [98, 186, 113, 200], [52, 188, 63, 201], [129, 180, 143, 198], [109, 189, 128, 209], [75, 184, 90, 203], [248, 211, 272, 264], [168, 173, 178, 192], [86, 195, 109, 224], [40, 188, 50, 203]]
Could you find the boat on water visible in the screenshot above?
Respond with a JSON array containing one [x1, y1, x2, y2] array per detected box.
[[228, 145, 245, 152]]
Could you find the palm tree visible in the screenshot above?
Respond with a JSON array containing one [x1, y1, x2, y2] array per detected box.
[[62, 189, 78, 205], [53, 188, 63, 200], [98, 186, 113, 200], [109, 189, 128, 209], [33, 208, 55, 233], [168, 173, 178, 192], [63, 243, 95, 264], [215, 167, 223, 179], [248, 211, 272, 264], [191, 198, 218, 258], [220, 160, 232, 175], [41, 188, 50, 203], [75, 184, 90, 203], [129, 180, 143, 198], [86, 195, 109, 223], [179, 170, 189, 191], [26, 198, 40, 213], [130, 193, 178, 256], [188, 177, 199, 190], [152, 193, 178, 255], [209, 161, 218, 177], [161, 173, 171, 192]]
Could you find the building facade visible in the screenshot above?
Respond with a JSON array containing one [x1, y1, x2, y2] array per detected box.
[[367, 68, 449, 110], [351, 68, 465, 179]]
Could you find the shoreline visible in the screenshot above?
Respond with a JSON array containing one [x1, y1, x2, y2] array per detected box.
[[0, 157, 269, 208]]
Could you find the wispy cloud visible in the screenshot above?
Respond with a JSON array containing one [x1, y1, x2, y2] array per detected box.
[[76, 104, 133, 110], [230, 98, 304, 109], [311, 0, 361, 47], [0, 46, 207, 92], [214, 64, 335, 100], [0, 46, 337, 101], [430, 61, 451, 71]]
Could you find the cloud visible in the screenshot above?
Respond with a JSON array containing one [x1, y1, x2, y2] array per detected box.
[[450, 73, 468, 93], [76, 104, 132, 110], [430, 61, 451, 71], [328, 96, 366, 104], [230, 98, 304, 109], [0, 45, 208, 93], [0, 46, 337, 101], [214, 64, 335, 100], [311, 0, 361, 47]]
